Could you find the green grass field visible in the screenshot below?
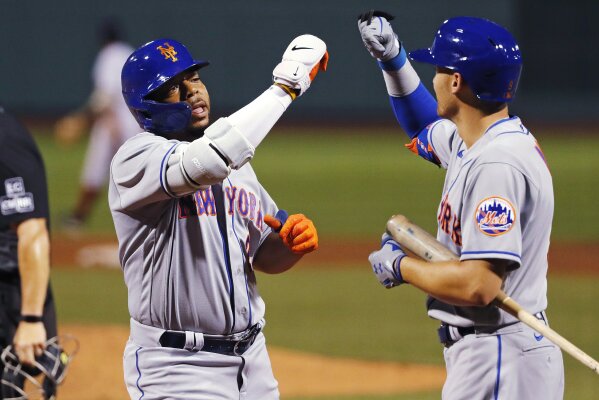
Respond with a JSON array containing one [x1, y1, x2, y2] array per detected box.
[[38, 127, 599, 240], [36, 126, 599, 399]]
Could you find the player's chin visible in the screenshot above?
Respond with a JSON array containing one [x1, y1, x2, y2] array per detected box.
[[190, 115, 210, 130], [436, 105, 453, 120], [436, 100, 459, 120]]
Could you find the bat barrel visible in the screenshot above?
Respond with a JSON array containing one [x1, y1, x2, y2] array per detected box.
[[386, 215, 458, 262]]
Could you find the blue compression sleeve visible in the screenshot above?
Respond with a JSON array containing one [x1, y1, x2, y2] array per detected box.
[[389, 83, 439, 139], [378, 48, 408, 71]]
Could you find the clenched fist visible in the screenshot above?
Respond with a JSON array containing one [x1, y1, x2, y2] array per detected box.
[[357, 10, 400, 62], [272, 34, 329, 99], [368, 233, 407, 288], [264, 211, 319, 254]]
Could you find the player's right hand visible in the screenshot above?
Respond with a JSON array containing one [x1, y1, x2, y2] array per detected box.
[[368, 233, 406, 288], [13, 321, 47, 366], [264, 212, 319, 254], [272, 34, 329, 99], [357, 10, 400, 61]]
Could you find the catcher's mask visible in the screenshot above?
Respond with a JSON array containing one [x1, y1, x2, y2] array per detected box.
[[1, 335, 79, 400]]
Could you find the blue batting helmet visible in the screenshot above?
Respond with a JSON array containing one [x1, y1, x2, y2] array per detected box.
[[121, 38, 209, 134], [409, 17, 522, 102]]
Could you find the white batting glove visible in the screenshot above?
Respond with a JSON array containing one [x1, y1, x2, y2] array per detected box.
[[273, 34, 329, 98], [357, 10, 400, 62], [368, 233, 407, 288]]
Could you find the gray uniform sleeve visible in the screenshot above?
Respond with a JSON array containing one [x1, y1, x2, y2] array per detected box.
[[110, 134, 181, 211], [427, 119, 458, 170], [460, 162, 525, 267]]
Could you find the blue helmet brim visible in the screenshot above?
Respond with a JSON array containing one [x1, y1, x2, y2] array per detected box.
[[191, 60, 211, 70], [408, 48, 436, 65], [145, 59, 210, 97]]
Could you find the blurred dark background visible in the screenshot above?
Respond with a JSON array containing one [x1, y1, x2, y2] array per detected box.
[[0, 0, 597, 123]]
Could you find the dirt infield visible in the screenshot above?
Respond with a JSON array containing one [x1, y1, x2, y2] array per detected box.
[[52, 234, 599, 274], [56, 324, 445, 399]]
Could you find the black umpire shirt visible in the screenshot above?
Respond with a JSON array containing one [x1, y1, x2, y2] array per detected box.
[[0, 107, 50, 279]]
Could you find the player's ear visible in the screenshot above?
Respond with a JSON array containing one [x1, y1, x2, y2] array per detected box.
[[454, 73, 481, 107], [451, 73, 462, 94]]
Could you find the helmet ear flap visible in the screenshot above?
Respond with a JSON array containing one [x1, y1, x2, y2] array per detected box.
[[143, 100, 192, 134], [125, 96, 192, 135]]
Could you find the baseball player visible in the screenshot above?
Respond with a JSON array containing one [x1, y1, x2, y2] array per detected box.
[[110, 36, 327, 399], [359, 12, 565, 399], [0, 107, 60, 398], [55, 18, 140, 228]]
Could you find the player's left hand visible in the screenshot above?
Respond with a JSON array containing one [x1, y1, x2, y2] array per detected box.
[[357, 10, 401, 61], [273, 34, 329, 99], [368, 233, 407, 288], [264, 211, 319, 254], [13, 321, 47, 366]]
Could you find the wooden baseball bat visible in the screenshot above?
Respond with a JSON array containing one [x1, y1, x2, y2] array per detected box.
[[386, 214, 599, 375]]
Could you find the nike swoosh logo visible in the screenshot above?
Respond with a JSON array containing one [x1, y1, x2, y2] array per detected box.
[[293, 66, 299, 76], [534, 333, 544, 341], [291, 45, 313, 51]]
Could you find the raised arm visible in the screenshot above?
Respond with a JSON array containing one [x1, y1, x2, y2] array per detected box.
[[358, 11, 439, 137], [112, 35, 329, 210], [165, 35, 329, 196]]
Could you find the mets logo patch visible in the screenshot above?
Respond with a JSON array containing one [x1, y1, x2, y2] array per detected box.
[[475, 196, 516, 236], [157, 43, 178, 62]]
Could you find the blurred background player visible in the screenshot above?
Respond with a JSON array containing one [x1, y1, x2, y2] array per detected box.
[[54, 18, 139, 228], [360, 11, 564, 399], [0, 106, 59, 398]]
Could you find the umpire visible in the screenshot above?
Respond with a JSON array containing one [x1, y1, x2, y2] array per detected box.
[[0, 107, 58, 396]]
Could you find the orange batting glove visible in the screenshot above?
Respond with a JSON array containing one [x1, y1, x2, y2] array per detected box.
[[309, 50, 329, 81], [264, 211, 319, 254]]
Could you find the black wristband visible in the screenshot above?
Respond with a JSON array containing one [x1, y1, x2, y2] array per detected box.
[[21, 314, 43, 323]]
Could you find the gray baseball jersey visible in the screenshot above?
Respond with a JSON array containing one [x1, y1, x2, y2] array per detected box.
[[423, 116, 552, 327], [109, 132, 277, 335]]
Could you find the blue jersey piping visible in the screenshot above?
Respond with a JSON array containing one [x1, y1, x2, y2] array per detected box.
[[485, 116, 519, 135], [461, 250, 521, 260], [159, 143, 178, 197], [427, 120, 449, 160], [226, 177, 253, 329], [135, 347, 145, 399], [445, 159, 474, 194], [218, 222, 235, 328], [494, 335, 502, 399]]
